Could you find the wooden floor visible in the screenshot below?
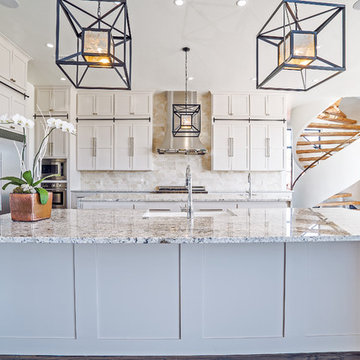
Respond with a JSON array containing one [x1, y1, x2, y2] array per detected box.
[[1, 353, 360, 360]]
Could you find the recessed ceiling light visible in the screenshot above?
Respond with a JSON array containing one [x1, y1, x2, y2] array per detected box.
[[188, 76, 194, 81], [236, 0, 247, 6], [174, 0, 184, 6], [60, 77, 66, 81], [46, 43, 54, 48], [0, 0, 19, 8], [250, 77, 256, 81]]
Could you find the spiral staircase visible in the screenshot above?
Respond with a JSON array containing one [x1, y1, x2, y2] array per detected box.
[[293, 99, 360, 208]]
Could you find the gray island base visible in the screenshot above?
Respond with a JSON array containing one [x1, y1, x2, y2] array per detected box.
[[1, 208, 360, 356]]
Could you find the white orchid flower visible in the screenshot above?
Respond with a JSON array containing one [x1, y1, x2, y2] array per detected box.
[[23, 118, 35, 129], [12, 113, 25, 127], [21, 184, 36, 194], [47, 118, 57, 128], [61, 121, 76, 134], [0, 113, 9, 124], [54, 118, 64, 129]]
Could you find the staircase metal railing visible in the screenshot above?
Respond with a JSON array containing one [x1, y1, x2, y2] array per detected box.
[[291, 132, 360, 190]]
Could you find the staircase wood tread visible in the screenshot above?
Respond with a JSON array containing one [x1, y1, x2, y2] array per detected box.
[[301, 132, 359, 137], [319, 201, 360, 207], [297, 139, 356, 146], [299, 156, 330, 162], [308, 123, 360, 130], [330, 193, 352, 199], [317, 116, 357, 124], [296, 148, 343, 154]]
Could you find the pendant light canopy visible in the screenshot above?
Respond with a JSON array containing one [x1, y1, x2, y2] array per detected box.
[[256, 0, 345, 91], [56, 0, 132, 90], [172, 47, 201, 138]]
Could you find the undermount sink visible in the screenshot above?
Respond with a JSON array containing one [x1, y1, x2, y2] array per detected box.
[[142, 209, 236, 218]]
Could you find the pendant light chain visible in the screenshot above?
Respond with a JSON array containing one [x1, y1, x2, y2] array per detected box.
[[185, 49, 188, 106]]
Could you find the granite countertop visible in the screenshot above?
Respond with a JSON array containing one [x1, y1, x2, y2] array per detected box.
[[76, 191, 293, 203], [0, 208, 359, 244]]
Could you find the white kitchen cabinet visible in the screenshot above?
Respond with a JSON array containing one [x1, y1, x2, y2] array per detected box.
[[114, 92, 152, 117], [212, 121, 249, 171], [77, 120, 113, 171], [0, 35, 29, 92], [250, 94, 286, 119], [114, 120, 152, 171], [212, 93, 249, 118], [250, 121, 286, 171], [0, 86, 26, 134], [35, 87, 69, 114], [77, 93, 114, 117]]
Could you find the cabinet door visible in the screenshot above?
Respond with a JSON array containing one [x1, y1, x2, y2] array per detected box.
[[268, 123, 286, 171], [52, 89, 68, 113], [250, 95, 267, 119], [231, 95, 249, 117], [11, 96, 26, 134], [114, 94, 131, 116], [51, 129, 67, 158], [231, 123, 249, 171], [132, 94, 150, 116], [0, 90, 15, 133], [250, 122, 267, 171], [36, 89, 52, 113], [96, 94, 113, 116], [95, 122, 113, 170], [114, 122, 132, 170], [12, 50, 27, 90], [212, 123, 231, 171], [77, 94, 95, 117], [77, 124, 95, 170], [0, 40, 12, 82], [132, 123, 152, 170], [266, 95, 286, 119], [212, 95, 230, 117]]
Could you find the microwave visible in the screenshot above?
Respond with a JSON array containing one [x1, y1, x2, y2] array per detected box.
[[41, 159, 67, 181]]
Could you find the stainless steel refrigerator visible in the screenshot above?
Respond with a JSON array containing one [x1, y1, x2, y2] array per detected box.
[[0, 129, 24, 215]]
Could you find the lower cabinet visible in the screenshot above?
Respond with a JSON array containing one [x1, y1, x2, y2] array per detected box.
[[77, 120, 113, 171]]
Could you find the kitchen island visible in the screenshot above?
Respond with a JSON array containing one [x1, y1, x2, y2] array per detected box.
[[1, 208, 360, 356]]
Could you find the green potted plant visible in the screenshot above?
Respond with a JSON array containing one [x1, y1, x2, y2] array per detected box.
[[0, 112, 76, 221]]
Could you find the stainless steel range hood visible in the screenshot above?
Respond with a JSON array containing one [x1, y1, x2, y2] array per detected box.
[[157, 91, 207, 155]]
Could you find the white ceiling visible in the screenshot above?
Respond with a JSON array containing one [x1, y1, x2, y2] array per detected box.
[[0, 0, 359, 106]]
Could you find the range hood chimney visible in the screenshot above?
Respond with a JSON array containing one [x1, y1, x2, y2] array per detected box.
[[157, 91, 207, 155]]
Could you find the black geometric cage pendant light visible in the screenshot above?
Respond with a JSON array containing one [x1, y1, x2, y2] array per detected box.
[[56, 0, 132, 90], [256, 0, 345, 91], [172, 47, 201, 138]]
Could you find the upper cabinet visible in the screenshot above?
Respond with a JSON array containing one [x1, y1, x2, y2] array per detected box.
[[212, 93, 249, 118], [114, 92, 152, 117], [35, 87, 69, 114], [76, 91, 152, 118], [212, 92, 287, 120], [249, 94, 286, 120], [77, 92, 114, 117], [0, 34, 30, 92], [0, 85, 26, 134]]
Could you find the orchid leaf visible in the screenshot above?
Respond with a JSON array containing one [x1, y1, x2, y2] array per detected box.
[[0, 177, 26, 185], [2, 182, 14, 191], [22, 170, 33, 185], [35, 187, 48, 205], [33, 174, 60, 187]]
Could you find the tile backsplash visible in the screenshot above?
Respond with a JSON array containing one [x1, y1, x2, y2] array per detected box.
[[80, 92, 285, 192]]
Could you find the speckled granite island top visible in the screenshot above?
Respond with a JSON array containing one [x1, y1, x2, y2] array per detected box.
[[1, 208, 360, 244]]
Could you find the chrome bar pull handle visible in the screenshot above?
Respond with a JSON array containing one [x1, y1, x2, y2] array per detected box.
[[265, 137, 270, 158], [92, 137, 96, 157], [228, 137, 231, 157]]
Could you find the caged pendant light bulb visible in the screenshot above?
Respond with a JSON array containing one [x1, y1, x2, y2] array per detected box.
[[256, 0, 345, 91], [172, 47, 201, 138], [56, 0, 132, 90]]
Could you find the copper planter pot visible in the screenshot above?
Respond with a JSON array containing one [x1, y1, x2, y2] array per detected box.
[[9, 192, 53, 222]]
